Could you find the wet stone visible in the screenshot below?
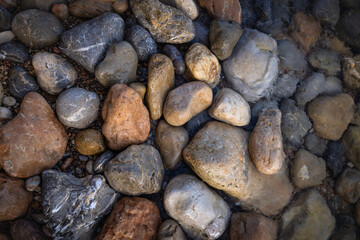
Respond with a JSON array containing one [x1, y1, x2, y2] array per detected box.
[[163, 44, 185, 75], [0, 41, 29, 63], [8, 65, 39, 99]]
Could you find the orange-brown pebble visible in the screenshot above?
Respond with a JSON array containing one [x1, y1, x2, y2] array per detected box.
[[75, 129, 106, 156]]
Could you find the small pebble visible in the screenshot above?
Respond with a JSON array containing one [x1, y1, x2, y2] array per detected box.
[[75, 129, 106, 156], [113, 0, 128, 14], [78, 155, 88, 162], [25, 175, 41, 192], [129, 82, 146, 99], [86, 160, 94, 174], [61, 157, 73, 170], [0, 30, 15, 45], [2, 96, 16, 107], [0, 107, 12, 122], [51, 3, 69, 21], [93, 150, 117, 173]]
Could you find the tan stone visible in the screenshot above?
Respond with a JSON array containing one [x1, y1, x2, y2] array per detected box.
[[69, 0, 113, 18], [75, 129, 106, 156], [0, 92, 68, 178], [102, 84, 150, 150], [129, 82, 146, 100], [329, 36, 352, 56], [198, 0, 242, 24], [113, 0, 129, 14]]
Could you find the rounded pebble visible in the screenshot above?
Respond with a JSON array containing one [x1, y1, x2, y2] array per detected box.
[[25, 175, 41, 192], [75, 129, 106, 156], [2, 96, 16, 107]]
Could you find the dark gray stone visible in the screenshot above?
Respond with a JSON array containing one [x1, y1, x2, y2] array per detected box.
[[42, 169, 119, 240], [59, 12, 124, 73], [126, 25, 157, 62], [0, 6, 12, 31], [93, 150, 117, 173], [277, 39, 307, 77], [336, 9, 360, 49], [304, 133, 327, 156], [325, 141, 345, 177], [163, 44, 185, 75], [0, 41, 29, 63], [308, 49, 341, 76], [239, 0, 257, 26], [295, 72, 326, 108], [9, 65, 39, 99], [313, 0, 340, 28], [184, 110, 213, 138], [191, 21, 209, 47], [20, 0, 68, 11], [10, 219, 48, 240], [273, 73, 299, 99]]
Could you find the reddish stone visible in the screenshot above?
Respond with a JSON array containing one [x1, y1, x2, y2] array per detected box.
[[198, 0, 242, 24]]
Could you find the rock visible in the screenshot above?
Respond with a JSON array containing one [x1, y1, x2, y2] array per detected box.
[[329, 35, 352, 55], [307, 93, 354, 140], [356, 200, 360, 225], [42, 170, 118, 239], [198, 0, 242, 24], [20, 0, 67, 11], [209, 20, 242, 61], [0, 6, 12, 31], [184, 110, 213, 137], [325, 140, 345, 177], [230, 213, 278, 240], [0, 82, 3, 106], [0, 0, 16, 8], [323, 76, 343, 95], [69, 0, 113, 18], [313, 0, 340, 27], [336, 9, 360, 49], [125, 24, 157, 62], [277, 39, 307, 77], [163, 81, 212, 126], [0, 173, 33, 221], [249, 108, 285, 175], [2, 96, 16, 107], [160, 0, 198, 19], [0, 92, 67, 178], [273, 73, 299, 99], [279, 189, 335, 240], [113, 0, 128, 14], [0, 233, 11, 240], [0, 41, 29, 63], [192, 21, 209, 46], [93, 150, 116, 173], [97, 197, 161, 240], [290, 12, 321, 53], [59, 12, 124, 73], [223, 28, 278, 103], [56, 88, 100, 129], [164, 174, 231, 240], [239, 0, 256, 26], [280, 99, 312, 147], [158, 219, 186, 240], [146, 54, 174, 120], [86, 160, 94, 174], [102, 84, 150, 150], [0, 107, 11, 122], [95, 41, 137, 87], [12, 10, 64, 49], [75, 129, 106, 156], [51, 3, 69, 21], [8, 65, 39, 99], [209, 88, 250, 127], [304, 133, 327, 156], [104, 144, 164, 195], [331, 224, 357, 240], [343, 126, 360, 170], [308, 49, 341, 75], [163, 44, 185, 75], [295, 72, 326, 107], [10, 219, 48, 240], [25, 175, 41, 192], [342, 55, 360, 90], [335, 168, 360, 203], [32, 52, 77, 95], [0, 30, 15, 44], [130, 0, 195, 44], [129, 82, 146, 99]]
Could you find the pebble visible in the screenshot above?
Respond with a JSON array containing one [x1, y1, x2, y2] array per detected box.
[[130, 0, 195, 44], [161, 0, 198, 20], [69, 0, 113, 18], [12, 9, 64, 49], [273, 73, 299, 99], [223, 28, 278, 103], [75, 129, 106, 156], [146, 54, 174, 120], [356, 200, 360, 225], [343, 126, 360, 170], [163, 81, 212, 126], [113, 0, 128, 14], [308, 49, 341, 75], [192, 21, 210, 46], [2, 96, 16, 107], [198, 0, 242, 23], [20, 0, 67, 11], [10, 219, 48, 240], [163, 44, 185, 75], [277, 39, 307, 77], [329, 36, 352, 56], [97, 197, 161, 240], [185, 110, 213, 138], [323, 75, 343, 95], [164, 174, 231, 240], [158, 219, 186, 240], [0, 41, 30, 63], [0, 93, 67, 178], [56, 88, 100, 129], [331, 224, 357, 240], [313, 0, 339, 28], [95, 41, 138, 87], [0, 82, 3, 105], [336, 9, 360, 49], [93, 150, 117, 173], [60, 157, 73, 170], [0, 107, 12, 122], [304, 133, 327, 156], [8, 65, 39, 99], [129, 82, 146, 99], [0, 6, 12, 31], [84, 161, 94, 175], [325, 140, 345, 177], [295, 72, 326, 107], [51, 3, 69, 21], [335, 168, 360, 203], [342, 55, 360, 90], [59, 12, 124, 73], [0, 30, 15, 44], [25, 175, 41, 192]]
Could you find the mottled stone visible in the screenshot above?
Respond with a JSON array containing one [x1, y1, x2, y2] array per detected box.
[[129, 82, 146, 99], [295, 72, 326, 107], [336, 9, 360, 49], [20, 0, 67, 11], [343, 126, 360, 170], [93, 150, 116, 173], [304, 133, 327, 156], [10, 219, 48, 240], [313, 0, 340, 27], [0, 30, 15, 44], [75, 129, 106, 156], [161, 0, 198, 19], [51, 3, 69, 21], [342, 55, 360, 90], [69, 0, 113, 18], [0, 41, 29, 63], [25, 175, 41, 192], [273, 73, 299, 99], [308, 49, 341, 75], [277, 39, 307, 77], [8, 65, 39, 99], [335, 168, 360, 203], [163, 44, 185, 75], [0, 6, 12, 31], [198, 0, 242, 24], [158, 219, 187, 240]]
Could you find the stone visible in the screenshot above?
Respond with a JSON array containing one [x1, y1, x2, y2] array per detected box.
[[356, 200, 360, 225], [343, 126, 360, 170], [125, 24, 157, 62], [336, 9, 360, 49], [185, 43, 221, 88], [12, 9, 64, 49], [0, 30, 15, 44], [69, 0, 113, 18], [209, 20, 242, 61], [102, 84, 150, 150], [161, 0, 198, 19], [0, 107, 11, 122], [273, 73, 299, 99], [95, 41, 138, 87], [56, 88, 100, 129], [104, 144, 164, 195], [313, 0, 340, 28], [97, 197, 161, 240], [279, 189, 335, 240], [75, 129, 106, 156], [331, 224, 357, 240], [0, 0, 16, 8], [277, 39, 307, 77], [20, 0, 67, 11], [198, 0, 242, 24], [249, 108, 285, 175], [342, 55, 360, 90], [290, 12, 321, 53], [10, 219, 48, 240], [129, 82, 146, 99], [230, 213, 278, 240], [223, 28, 278, 103], [329, 35, 352, 56], [130, 0, 195, 44], [163, 44, 185, 75], [335, 168, 360, 203], [0, 6, 12, 31], [209, 88, 250, 127], [307, 93, 354, 140], [86, 160, 94, 175], [42, 170, 119, 239], [158, 219, 186, 240], [323, 76, 343, 95], [295, 72, 326, 108], [8, 65, 39, 99], [185, 110, 213, 138], [164, 174, 231, 240], [155, 120, 189, 169], [0, 41, 29, 63], [304, 133, 327, 156], [0, 173, 33, 221], [93, 150, 116, 173], [25, 175, 41, 192], [51, 3, 69, 21], [308, 49, 341, 75], [59, 12, 124, 73], [0, 82, 3, 106], [163, 81, 212, 126], [2, 96, 16, 107], [113, 0, 128, 14], [0, 92, 67, 178], [192, 21, 209, 46], [325, 141, 345, 177], [32, 52, 77, 95]]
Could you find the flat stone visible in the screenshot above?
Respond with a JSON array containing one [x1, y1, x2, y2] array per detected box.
[[343, 126, 360, 170], [342, 55, 360, 90], [304, 133, 327, 156], [0, 41, 29, 63], [277, 39, 307, 77], [163, 44, 185, 75], [0, 30, 15, 44], [198, 0, 242, 24], [313, 0, 340, 28], [10, 219, 48, 240], [51, 3, 69, 21], [25, 175, 41, 192], [8, 65, 39, 99], [129, 82, 146, 99], [161, 0, 198, 19], [295, 72, 326, 108], [69, 0, 113, 18], [20, 0, 67, 11], [308, 49, 341, 75], [158, 219, 187, 240], [335, 168, 360, 203], [336, 9, 360, 49], [93, 150, 116, 173], [0, 6, 12, 31], [75, 129, 106, 156]]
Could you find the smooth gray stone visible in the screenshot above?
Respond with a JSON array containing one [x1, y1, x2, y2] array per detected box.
[[126, 24, 157, 62], [0, 41, 29, 63], [9, 65, 39, 99], [0, 6, 12, 31], [93, 150, 116, 173]]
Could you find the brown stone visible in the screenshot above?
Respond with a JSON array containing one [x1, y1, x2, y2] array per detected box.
[[51, 3, 69, 21], [113, 0, 129, 14], [102, 84, 150, 150], [198, 0, 242, 24], [0, 173, 33, 221], [0, 92, 68, 178], [230, 212, 278, 240], [129, 82, 146, 100], [96, 197, 161, 240], [69, 0, 114, 18], [75, 129, 106, 156], [335, 168, 360, 203], [11, 219, 48, 240]]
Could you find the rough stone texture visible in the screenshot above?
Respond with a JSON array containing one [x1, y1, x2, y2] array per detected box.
[[51, 3, 69, 21], [59, 12, 124, 73], [129, 82, 146, 100], [304, 133, 327, 156], [163, 44, 185, 75], [32, 52, 77, 95], [42, 170, 118, 240], [0, 41, 30, 63], [164, 174, 231, 240], [336, 9, 360, 49], [95, 41, 138, 87], [343, 126, 360, 170], [273, 73, 299, 99], [20, 0, 67, 11], [307, 93, 354, 140], [308, 49, 341, 75], [249, 108, 285, 175], [158, 219, 186, 240], [10, 219, 48, 240], [125, 25, 157, 62], [69, 0, 113, 18], [313, 0, 340, 28], [0, 6, 12, 31], [97, 197, 161, 240], [295, 72, 326, 107], [0, 30, 15, 45], [102, 84, 150, 150], [163, 81, 212, 126], [56, 87, 100, 129], [335, 168, 360, 203], [279, 189, 335, 240], [146, 54, 174, 120], [12, 9, 64, 49], [93, 150, 116, 173], [185, 43, 221, 88], [75, 129, 106, 156], [8, 65, 38, 99], [198, 0, 242, 24], [230, 213, 278, 240], [161, 0, 198, 19], [223, 28, 278, 103], [277, 39, 307, 77], [0, 92, 67, 178], [342, 55, 360, 90], [130, 0, 195, 44], [0, 173, 33, 221]]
